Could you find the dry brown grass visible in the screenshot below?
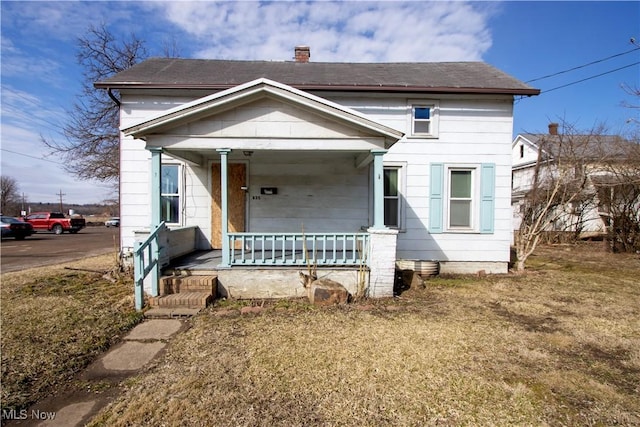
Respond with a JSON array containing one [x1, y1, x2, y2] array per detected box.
[[87, 243, 640, 426], [0, 255, 143, 412]]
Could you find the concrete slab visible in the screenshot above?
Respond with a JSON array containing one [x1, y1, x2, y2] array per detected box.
[[100, 341, 166, 371], [35, 400, 97, 427], [124, 319, 183, 341], [11, 317, 190, 427]]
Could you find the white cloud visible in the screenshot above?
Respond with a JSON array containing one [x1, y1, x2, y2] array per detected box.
[[0, 91, 112, 205], [151, 1, 495, 62]]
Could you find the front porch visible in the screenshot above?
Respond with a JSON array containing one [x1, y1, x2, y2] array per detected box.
[[125, 78, 404, 310], [135, 227, 397, 308]]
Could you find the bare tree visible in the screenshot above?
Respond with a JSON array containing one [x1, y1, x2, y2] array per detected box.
[[1, 176, 21, 215], [593, 134, 640, 252], [43, 24, 148, 183], [514, 122, 613, 271]]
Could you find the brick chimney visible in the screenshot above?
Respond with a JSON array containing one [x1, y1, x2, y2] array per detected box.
[[548, 122, 559, 135], [294, 45, 310, 63]]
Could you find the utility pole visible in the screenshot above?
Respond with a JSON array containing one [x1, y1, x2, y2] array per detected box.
[[57, 189, 66, 213]]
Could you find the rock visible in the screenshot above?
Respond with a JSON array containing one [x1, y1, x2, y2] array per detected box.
[[240, 306, 263, 315], [308, 280, 349, 306]]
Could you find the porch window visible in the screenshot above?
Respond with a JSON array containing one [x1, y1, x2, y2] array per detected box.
[[161, 164, 180, 224], [384, 167, 400, 227]]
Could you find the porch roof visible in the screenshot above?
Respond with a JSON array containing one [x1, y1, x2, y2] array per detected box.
[[121, 78, 405, 148]]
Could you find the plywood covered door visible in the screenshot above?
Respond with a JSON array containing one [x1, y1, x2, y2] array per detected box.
[[211, 163, 246, 248]]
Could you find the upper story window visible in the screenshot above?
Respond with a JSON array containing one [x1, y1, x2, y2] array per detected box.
[[408, 100, 439, 138], [519, 144, 525, 158], [161, 164, 181, 224]]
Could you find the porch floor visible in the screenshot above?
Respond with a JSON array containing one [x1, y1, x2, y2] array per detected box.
[[165, 250, 366, 272], [167, 250, 223, 271]]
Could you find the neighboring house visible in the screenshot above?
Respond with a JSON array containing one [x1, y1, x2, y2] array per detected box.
[[96, 46, 539, 309], [512, 123, 630, 238]]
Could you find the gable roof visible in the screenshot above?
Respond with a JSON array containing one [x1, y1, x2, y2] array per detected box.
[[513, 133, 633, 166], [121, 78, 405, 146], [96, 58, 539, 96]]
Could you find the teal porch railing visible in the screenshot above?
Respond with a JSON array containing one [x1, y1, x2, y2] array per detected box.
[[228, 232, 369, 266], [133, 222, 166, 310]]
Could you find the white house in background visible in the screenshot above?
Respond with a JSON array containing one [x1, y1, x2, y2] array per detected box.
[[96, 46, 539, 309], [511, 123, 627, 237]]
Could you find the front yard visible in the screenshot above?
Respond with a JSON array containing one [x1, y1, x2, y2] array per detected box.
[[91, 244, 639, 426], [0, 255, 143, 412], [1, 244, 638, 426]]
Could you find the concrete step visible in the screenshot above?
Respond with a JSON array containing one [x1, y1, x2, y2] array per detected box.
[[149, 291, 213, 309], [144, 307, 202, 318]]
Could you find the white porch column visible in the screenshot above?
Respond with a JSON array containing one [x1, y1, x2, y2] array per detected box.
[[217, 148, 232, 268], [149, 147, 162, 297], [371, 149, 387, 229], [367, 227, 398, 297], [149, 147, 162, 227]]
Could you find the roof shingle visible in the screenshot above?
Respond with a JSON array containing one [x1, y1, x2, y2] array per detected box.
[[95, 58, 539, 95]]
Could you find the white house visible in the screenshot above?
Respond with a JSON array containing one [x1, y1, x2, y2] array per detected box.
[[96, 47, 539, 309], [511, 123, 629, 238]]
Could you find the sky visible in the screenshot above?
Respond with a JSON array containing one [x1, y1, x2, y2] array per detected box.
[[1, 1, 639, 205]]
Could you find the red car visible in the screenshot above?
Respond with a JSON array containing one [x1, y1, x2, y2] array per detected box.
[[1, 216, 34, 240], [23, 212, 86, 235]]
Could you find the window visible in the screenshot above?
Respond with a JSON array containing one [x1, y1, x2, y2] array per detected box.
[[448, 169, 473, 228], [519, 144, 524, 158], [429, 163, 495, 234], [384, 167, 400, 228], [161, 164, 180, 224], [409, 100, 439, 138]]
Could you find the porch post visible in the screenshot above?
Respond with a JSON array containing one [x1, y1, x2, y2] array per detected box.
[[371, 149, 388, 229], [150, 147, 163, 227], [217, 148, 232, 267], [149, 147, 162, 297]]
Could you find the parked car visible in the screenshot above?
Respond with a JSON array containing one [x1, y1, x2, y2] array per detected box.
[[105, 217, 120, 227], [23, 212, 86, 235], [1, 216, 34, 240]]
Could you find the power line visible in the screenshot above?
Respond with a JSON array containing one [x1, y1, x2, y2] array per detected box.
[[526, 47, 640, 83], [541, 61, 640, 94], [0, 148, 64, 165]]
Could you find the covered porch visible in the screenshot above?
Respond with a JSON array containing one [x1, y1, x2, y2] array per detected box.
[[125, 78, 404, 309]]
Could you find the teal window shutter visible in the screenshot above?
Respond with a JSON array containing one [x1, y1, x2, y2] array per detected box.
[[429, 163, 444, 233], [479, 163, 495, 234]]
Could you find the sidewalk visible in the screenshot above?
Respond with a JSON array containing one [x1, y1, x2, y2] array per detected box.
[[11, 318, 190, 427]]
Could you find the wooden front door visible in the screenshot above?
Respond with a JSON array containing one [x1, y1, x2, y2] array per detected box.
[[211, 163, 246, 248]]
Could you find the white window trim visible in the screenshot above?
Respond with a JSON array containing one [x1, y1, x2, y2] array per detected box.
[[407, 99, 439, 139], [383, 162, 406, 231], [161, 162, 183, 226], [443, 164, 481, 232]]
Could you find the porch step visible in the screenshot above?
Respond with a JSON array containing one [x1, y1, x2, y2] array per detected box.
[[160, 275, 217, 296], [144, 307, 202, 318], [148, 275, 218, 310], [149, 292, 213, 309]]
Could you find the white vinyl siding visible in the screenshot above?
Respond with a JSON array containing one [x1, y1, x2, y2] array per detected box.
[[119, 90, 514, 270]]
